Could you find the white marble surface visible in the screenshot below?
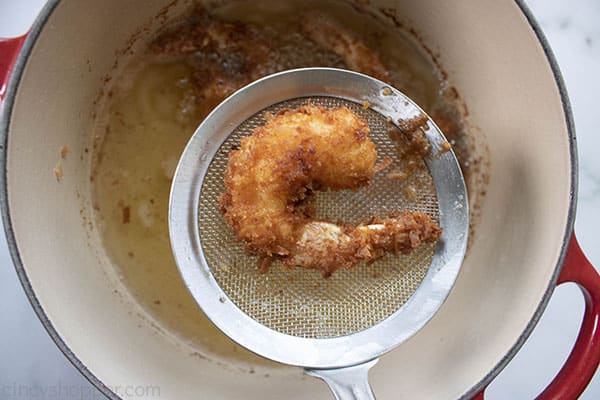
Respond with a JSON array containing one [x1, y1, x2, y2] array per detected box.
[[0, 0, 599, 398]]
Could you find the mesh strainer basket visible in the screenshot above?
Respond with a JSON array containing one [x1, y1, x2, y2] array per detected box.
[[169, 68, 468, 399]]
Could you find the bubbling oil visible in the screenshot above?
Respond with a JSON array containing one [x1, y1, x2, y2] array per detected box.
[[92, 0, 474, 371]]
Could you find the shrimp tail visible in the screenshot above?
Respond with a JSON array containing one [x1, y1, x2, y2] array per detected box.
[[287, 211, 441, 277]]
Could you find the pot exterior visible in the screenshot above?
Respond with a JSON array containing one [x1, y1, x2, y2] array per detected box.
[[0, 0, 576, 399]]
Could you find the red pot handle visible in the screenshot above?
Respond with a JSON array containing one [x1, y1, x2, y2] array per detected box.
[[0, 34, 27, 101], [473, 233, 600, 399]]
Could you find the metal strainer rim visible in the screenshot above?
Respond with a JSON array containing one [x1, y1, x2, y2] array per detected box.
[[169, 68, 469, 369]]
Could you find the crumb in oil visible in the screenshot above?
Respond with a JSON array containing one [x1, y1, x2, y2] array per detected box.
[[60, 145, 70, 159], [54, 163, 63, 182]]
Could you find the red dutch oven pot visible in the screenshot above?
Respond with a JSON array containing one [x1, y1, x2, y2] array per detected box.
[[1, 1, 600, 399]]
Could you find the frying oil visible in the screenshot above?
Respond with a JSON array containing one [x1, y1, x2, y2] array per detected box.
[[92, 0, 467, 370]]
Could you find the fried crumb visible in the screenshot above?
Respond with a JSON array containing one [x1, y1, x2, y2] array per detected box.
[[386, 170, 408, 180], [381, 87, 393, 96], [258, 257, 273, 273], [153, 299, 161, 305], [54, 163, 63, 182], [434, 141, 452, 157], [362, 100, 371, 109], [397, 114, 429, 133], [122, 206, 131, 224], [388, 120, 431, 181], [404, 186, 417, 200], [60, 145, 70, 159], [374, 156, 392, 173]]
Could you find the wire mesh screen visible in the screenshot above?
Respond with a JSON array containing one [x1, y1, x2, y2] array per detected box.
[[198, 96, 439, 338]]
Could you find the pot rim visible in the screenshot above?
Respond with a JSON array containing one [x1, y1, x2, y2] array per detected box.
[[462, 1, 578, 396], [0, 1, 578, 399]]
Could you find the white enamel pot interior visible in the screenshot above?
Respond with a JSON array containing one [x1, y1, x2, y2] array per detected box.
[[1, 0, 576, 399]]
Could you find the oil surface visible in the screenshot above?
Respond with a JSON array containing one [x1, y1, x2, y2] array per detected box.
[[92, 0, 477, 369]]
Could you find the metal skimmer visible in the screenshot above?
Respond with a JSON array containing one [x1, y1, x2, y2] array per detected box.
[[169, 68, 468, 399]]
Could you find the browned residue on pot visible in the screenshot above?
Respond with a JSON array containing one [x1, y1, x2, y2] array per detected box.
[[377, 6, 490, 242]]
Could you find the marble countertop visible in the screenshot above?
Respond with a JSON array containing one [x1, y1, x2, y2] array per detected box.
[[0, 0, 598, 398]]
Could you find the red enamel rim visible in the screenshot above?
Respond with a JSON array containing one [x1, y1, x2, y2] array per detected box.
[[0, 1, 594, 400], [473, 234, 600, 399]]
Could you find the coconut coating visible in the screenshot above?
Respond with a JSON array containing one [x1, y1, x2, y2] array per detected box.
[[220, 104, 440, 276], [220, 104, 377, 255]]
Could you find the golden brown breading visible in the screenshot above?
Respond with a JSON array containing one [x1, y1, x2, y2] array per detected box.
[[220, 105, 441, 276], [289, 211, 441, 277], [220, 105, 377, 255]]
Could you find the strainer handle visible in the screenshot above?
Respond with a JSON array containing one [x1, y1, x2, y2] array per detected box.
[[306, 359, 378, 400]]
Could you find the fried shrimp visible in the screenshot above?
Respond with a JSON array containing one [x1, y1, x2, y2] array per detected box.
[[220, 105, 441, 276]]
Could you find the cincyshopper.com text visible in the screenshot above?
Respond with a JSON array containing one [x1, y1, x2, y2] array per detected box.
[[1, 381, 161, 399]]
